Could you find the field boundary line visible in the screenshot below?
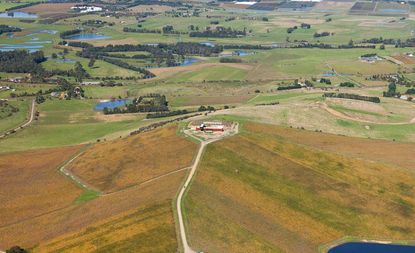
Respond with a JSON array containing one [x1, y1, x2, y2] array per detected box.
[[58, 145, 101, 194], [103, 167, 191, 196]]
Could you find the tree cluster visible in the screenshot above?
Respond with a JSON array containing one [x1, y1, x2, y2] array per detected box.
[[324, 93, 380, 103]]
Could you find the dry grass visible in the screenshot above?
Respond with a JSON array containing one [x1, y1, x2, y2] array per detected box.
[[244, 123, 415, 171], [32, 201, 177, 253], [0, 168, 185, 249], [0, 146, 83, 229], [20, 3, 74, 17], [184, 122, 415, 252], [67, 125, 197, 193], [391, 55, 415, 65], [129, 5, 173, 13]]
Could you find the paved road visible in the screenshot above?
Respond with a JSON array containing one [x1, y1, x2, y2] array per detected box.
[[176, 124, 239, 253], [0, 99, 35, 139]]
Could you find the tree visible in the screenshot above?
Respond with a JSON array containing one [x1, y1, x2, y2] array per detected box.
[[73, 62, 88, 82], [6, 246, 28, 253], [35, 94, 45, 104], [88, 57, 96, 68], [383, 82, 397, 97]]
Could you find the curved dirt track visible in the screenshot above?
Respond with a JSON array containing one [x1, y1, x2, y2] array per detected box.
[[319, 102, 415, 125], [0, 99, 36, 139], [177, 124, 239, 253]]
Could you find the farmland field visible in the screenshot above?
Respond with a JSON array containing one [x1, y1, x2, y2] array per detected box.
[[1, 1, 415, 252], [184, 122, 415, 252], [67, 125, 197, 193]]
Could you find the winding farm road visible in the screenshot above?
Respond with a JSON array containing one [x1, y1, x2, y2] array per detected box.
[[177, 124, 239, 253], [0, 99, 35, 139]]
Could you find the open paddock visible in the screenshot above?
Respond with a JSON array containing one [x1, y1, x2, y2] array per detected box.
[[19, 3, 75, 18], [391, 54, 415, 65], [66, 125, 197, 193], [0, 166, 185, 250], [0, 146, 83, 229]]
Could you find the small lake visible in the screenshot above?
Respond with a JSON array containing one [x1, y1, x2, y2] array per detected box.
[[65, 33, 112, 40], [200, 42, 215, 47], [0, 12, 38, 18], [220, 50, 256, 57], [95, 99, 128, 110], [54, 58, 76, 64], [328, 242, 415, 253], [0, 43, 44, 52], [180, 58, 199, 66], [378, 8, 408, 13]]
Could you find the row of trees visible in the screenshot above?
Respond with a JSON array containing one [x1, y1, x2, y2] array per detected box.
[[0, 25, 21, 35], [324, 93, 381, 103], [189, 27, 247, 38]]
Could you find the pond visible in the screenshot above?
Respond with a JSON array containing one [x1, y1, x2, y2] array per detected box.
[[0, 12, 38, 18], [95, 99, 128, 111], [64, 33, 112, 40], [378, 8, 408, 13], [220, 50, 256, 57], [54, 58, 76, 64], [0, 43, 44, 52], [200, 42, 215, 47], [328, 242, 415, 253], [180, 58, 199, 66]]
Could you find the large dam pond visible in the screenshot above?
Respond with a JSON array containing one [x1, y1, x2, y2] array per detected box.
[[328, 242, 415, 253]]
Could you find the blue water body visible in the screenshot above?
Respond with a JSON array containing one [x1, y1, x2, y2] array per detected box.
[[322, 72, 336, 77], [180, 58, 199, 66], [328, 242, 415, 253], [379, 8, 407, 13], [54, 58, 76, 64], [0, 12, 37, 18], [26, 40, 52, 44], [95, 99, 128, 110], [26, 29, 58, 36], [0, 43, 44, 52], [221, 50, 256, 57], [200, 42, 215, 47], [65, 33, 111, 40]]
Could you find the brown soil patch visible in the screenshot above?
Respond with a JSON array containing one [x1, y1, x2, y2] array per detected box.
[[94, 112, 145, 122], [20, 3, 74, 17], [0, 146, 83, 229], [391, 54, 415, 65], [67, 125, 197, 193], [129, 5, 173, 13]]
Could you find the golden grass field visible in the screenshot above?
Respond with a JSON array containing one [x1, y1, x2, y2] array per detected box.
[[184, 122, 415, 253], [0, 163, 185, 250], [0, 125, 197, 250], [67, 125, 197, 193], [0, 146, 83, 229], [32, 201, 177, 253]]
